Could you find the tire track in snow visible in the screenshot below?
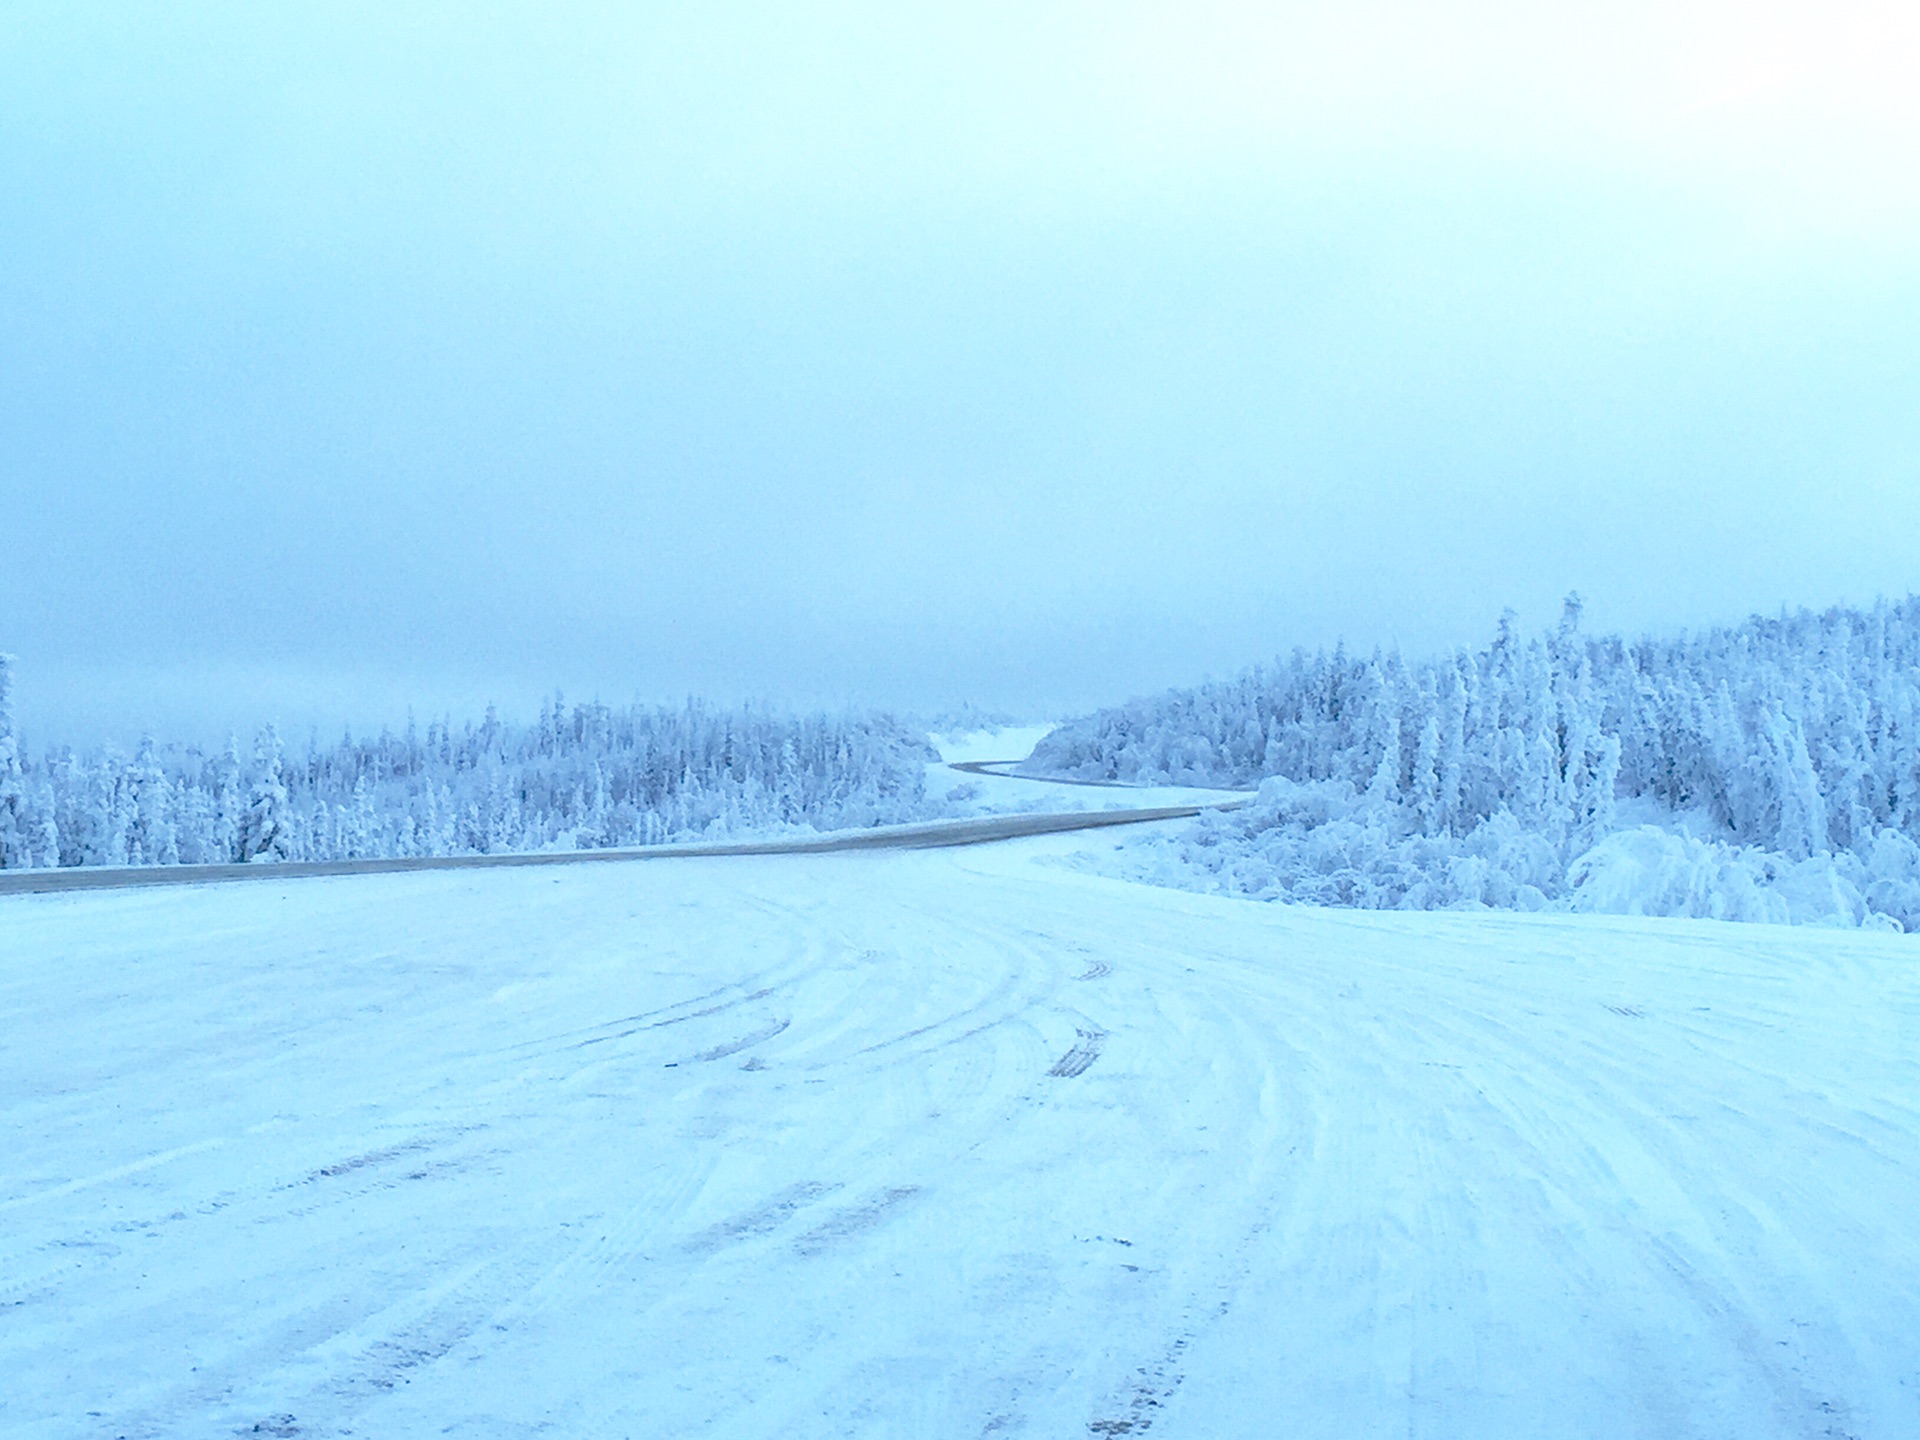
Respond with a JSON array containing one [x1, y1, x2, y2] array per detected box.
[[683, 1181, 843, 1257], [1048, 1028, 1106, 1078], [14, 852, 1920, 1438], [567, 986, 779, 1049], [676, 1016, 792, 1065], [1132, 910, 1920, 1438], [0, 1135, 229, 1213], [793, 1186, 925, 1257]]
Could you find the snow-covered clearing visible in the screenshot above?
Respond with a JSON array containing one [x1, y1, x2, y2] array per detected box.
[[4, 831, 1918, 1438]]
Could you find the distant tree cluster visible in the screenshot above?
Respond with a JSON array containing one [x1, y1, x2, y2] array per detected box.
[[1026, 597, 1920, 928], [0, 662, 939, 871]]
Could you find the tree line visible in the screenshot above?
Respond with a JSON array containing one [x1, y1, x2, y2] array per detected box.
[[0, 665, 938, 870], [1024, 596, 1920, 924]]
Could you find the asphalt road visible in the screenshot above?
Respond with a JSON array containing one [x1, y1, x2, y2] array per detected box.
[[0, 765, 1244, 897]]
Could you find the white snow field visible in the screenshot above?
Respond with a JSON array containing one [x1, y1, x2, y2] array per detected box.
[[4, 832, 1919, 1438]]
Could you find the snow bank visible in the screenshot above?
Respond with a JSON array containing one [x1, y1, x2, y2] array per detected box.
[[1566, 828, 1791, 924], [1081, 781, 1920, 931], [1088, 779, 1562, 913]]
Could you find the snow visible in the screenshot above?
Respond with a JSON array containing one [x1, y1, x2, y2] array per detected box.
[[1020, 597, 1920, 930], [1087, 780, 1920, 931], [0, 695, 945, 870], [929, 727, 1246, 817], [929, 724, 1060, 766], [5, 833, 1919, 1437], [1564, 825, 1915, 929]]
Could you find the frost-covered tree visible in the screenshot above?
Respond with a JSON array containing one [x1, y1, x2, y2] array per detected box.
[[0, 654, 24, 869], [238, 726, 290, 862], [128, 737, 179, 866], [213, 739, 243, 862], [0, 668, 941, 872], [1027, 595, 1920, 928]]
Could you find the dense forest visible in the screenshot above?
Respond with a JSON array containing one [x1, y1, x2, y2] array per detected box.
[[0, 661, 938, 870], [1026, 597, 1920, 928]]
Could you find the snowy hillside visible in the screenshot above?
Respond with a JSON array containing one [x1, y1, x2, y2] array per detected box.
[[4, 834, 1917, 1437], [1025, 597, 1920, 927]]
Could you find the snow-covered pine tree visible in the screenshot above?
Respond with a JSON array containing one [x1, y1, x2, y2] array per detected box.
[[239, 726, 290, 862], [0, 654, 25, 869], [213, 738, 244, 862], [129, 737, 178, 866]]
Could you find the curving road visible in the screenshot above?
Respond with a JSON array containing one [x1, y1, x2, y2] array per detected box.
[[948, 758, 1148, 788], [0, 761, 1245, 897]]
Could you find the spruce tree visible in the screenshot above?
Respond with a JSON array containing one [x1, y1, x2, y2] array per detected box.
[[239, 726, 290, 862], [0, 654, 24, 868]]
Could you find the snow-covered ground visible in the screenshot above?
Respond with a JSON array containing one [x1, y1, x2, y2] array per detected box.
[[4, 830, 1919, 1438]]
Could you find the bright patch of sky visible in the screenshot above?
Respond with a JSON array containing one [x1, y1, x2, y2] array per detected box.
[[3, 2, 1917, 742]]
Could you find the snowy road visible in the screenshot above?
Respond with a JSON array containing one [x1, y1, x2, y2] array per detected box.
[[0, 741, 1247, 898], [0, 804, 1232, 898], [4, 835, 1919, 1437]]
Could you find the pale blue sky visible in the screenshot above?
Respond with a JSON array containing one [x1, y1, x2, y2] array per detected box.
[[4, 2, 1918, 742]]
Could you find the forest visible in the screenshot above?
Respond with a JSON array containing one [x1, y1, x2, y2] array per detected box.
[[1025, 596, 1920, 928], [0, 665, 938, 870]]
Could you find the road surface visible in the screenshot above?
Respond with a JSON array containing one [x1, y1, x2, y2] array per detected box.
[[0, 761, 1243, 897], [4, 833, 1917, 1437]]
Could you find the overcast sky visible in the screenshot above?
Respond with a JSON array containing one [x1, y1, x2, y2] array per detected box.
[[4, 2, 1918, 744]]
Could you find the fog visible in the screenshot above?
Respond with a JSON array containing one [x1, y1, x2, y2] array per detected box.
[[4, 2, 1917, 744]]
